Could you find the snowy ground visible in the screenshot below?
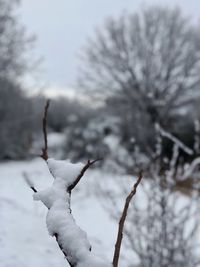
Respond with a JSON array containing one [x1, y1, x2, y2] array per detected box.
[[0, 158, 120, 267], [1, 156, 199, 267]]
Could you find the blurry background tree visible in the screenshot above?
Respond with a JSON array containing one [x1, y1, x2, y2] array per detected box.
[[97, 173, 200, 267], [93, 133, 200, 266], [78, 6, 200, 159], [47, 97, 91, 133], [1, 2, 199, 176], [1, 3, 200, 265], [76, 9, 200, 260], [0, 0, 36, 160], [0, 0, 34, 79], [0, 78, 33, 159]]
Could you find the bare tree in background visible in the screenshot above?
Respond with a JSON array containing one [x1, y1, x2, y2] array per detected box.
[[0, 0, 34, 80], [0, 78, 33, 159], [0, 0, 36, 159], [124, 178, 200, 267], [95, 128, 200, 267], [79, 6, 200, 152]]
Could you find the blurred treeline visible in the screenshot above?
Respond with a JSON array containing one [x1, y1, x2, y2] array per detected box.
[[1, 85, 200, 168], [1, 2, 200, 175]]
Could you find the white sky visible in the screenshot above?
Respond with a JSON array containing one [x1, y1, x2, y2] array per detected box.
[[19, 0, 200, 93]]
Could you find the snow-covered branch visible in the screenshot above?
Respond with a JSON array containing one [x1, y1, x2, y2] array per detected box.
[[34, 158, 111, 267], [31, 100, 111, 266], [28, 100, 143, 267]]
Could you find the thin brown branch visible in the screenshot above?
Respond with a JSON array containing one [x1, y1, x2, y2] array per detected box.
[[41, 99, 50, 161], [67, 158, 102, 192], [112, 171, 143, 267]]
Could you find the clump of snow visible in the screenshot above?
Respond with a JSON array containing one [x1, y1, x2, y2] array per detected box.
[[33, 158, 112, 267], [47, 158, 84, 185]]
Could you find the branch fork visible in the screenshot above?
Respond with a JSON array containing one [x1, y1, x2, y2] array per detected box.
[[27, 100, 142, 267]]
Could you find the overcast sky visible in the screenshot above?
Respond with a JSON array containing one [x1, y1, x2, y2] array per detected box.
[[19, 0, 200, 94]]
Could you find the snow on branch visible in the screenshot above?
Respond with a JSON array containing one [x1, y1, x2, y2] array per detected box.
[[34, 158, 111, 267], [155, 123, 193, 155], [31, 100, 111, 267], [29, 100, 142, 267]]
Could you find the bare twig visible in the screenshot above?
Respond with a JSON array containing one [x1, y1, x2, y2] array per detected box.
[[68, 158, 102, 192], [41, 99, 50, 161], [23, 171, 38, 193], [29, 186, 37, 193], [113, 171, 143, 267]]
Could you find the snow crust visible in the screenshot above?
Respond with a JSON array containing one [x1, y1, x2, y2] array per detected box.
[[33, 158, 112, 267]]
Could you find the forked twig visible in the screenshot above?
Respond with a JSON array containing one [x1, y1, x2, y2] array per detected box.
[[26, 99, 144, 267], [41, 99, 50, 161], [68, 158, 102, 192], [29, 100, 143, 267], [35, 101, 103, 267], [113, 171, 143, 267]]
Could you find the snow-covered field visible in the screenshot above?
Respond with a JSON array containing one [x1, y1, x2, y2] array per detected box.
[[0, 158, 119, 267], [2, 155, 197, 267]]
